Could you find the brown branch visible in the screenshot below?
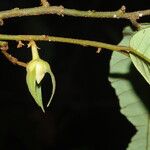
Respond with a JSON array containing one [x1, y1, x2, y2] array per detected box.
[[1, 50, 27, 68], [0, 5, 149, 27], [0, 5, 149, 67]]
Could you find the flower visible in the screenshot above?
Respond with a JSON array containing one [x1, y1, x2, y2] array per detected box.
[[26, 41, 56, 112]]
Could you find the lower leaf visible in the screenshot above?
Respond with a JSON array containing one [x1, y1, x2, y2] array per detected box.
[[109, 51, 150, 150]]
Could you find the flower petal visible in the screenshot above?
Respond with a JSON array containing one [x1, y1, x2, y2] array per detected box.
[[35, 62, 45, 84], [26, 67, 45, 112], [46, 65, 56, 107]]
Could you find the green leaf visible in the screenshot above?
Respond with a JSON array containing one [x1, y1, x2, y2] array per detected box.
[[109, 51, 150, 150], [118, 23, 150, 47], [119, 26, 135, 46], [117, 24, 150, 85], [129, 27, 150, 85]]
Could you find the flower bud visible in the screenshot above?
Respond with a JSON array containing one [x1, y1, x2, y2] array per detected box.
[[26, 41, 56, 112]]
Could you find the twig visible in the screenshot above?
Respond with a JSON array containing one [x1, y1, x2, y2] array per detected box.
[[40, 0, 50, 7], [0, 34, 149, 64], [0, 5, 149, 26], [1, 50, 27, 68], [0, 40, 26, 67], [0, 41, 8, 50]]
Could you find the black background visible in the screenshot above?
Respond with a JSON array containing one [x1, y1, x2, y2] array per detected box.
[[0, 0, 149, 150]]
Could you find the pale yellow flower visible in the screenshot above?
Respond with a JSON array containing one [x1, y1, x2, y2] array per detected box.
[[26, 41, 56, 112]]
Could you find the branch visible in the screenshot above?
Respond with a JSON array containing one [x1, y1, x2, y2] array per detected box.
[[0, 40, 27, 67], [0, 5, 149, 66], [0, 34, 149, 64], [0, 5, 149, 26], [1, 50, 27, 67], [0, 34, 129, 51]]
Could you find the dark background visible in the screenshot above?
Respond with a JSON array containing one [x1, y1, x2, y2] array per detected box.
[[0, 0, 149, 150]]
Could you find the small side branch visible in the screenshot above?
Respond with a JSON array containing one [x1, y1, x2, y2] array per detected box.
[[40, 0, 50, 7], [0, 41, 8, 50], [1, 50, 27, 67]]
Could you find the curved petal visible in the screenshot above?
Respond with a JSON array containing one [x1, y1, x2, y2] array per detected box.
[[46, 65, 56, 107]]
